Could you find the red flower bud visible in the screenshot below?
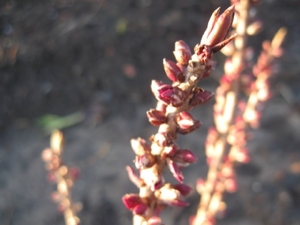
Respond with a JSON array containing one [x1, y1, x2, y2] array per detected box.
[[173, 40, 191, 66], [172, 149, 198, 166], [133, 203, 148, 215], [175, 111, 202, 134], [190, 88, 214, 107], [146, 109, 166, 126], [163, 58, 184, 82], [126, 166, 144, 188], [167, 158, 183, 183], [161, 144, 178, 158], [158, 85, 186, 107], [200, 6, 236, 53], [173, 183, 192, 197], [122, 194, 144, 210]]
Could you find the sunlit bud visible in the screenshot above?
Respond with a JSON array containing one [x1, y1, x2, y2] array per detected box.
[[130, 138, 151, 155], [196, 178, 205, 193], [173, 40, 191, 65], [190, 88, 214, 107], [146, 109, 166, 126], [166, 158, 183, 183], [153, 132, 173, 147], [172, 149, 198, 166], [157, 85, 186, 107], [126, 166, 144, 188], [157, 184, 189, 207], [163, 59, 183, 82], [161, 144, 178, 158], [247, 20, 263, 36], [135, 153, 155, 169], [200, 6, 235, 51], [173, 183, 192, 196], [140, 168, 164, 191], [175, 111, 202, 134], [122, 194, 144, 210], [151, 80, 165, 97]]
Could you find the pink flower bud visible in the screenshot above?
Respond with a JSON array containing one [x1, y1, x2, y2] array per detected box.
[[133, 203, 148, 215], [135, 153, 155, 169], [163, 58, 184, 82], [146, 109, 166, 126], [156, 184, 189, 207], [190, 88, 214, 107], [158, 85, 186, 107], [175, 111, 202, 134], [130, 138, 151, 155], [152, 132, 173, 147], [200, 6, 235, 52], [126, 166, 144, 188], [173, 183, 192, 196], [172, 149, 198, 166], [173, 40, 191, 65], [167, 158, 183, 183], [161, 144, 178, 158], [122, 194, 144, 210]]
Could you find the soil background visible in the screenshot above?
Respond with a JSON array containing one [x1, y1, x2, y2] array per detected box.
[[1, 0, 300, 225]]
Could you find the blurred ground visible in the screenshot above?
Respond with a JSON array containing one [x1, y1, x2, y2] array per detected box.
[[1, 0, 300, 225]]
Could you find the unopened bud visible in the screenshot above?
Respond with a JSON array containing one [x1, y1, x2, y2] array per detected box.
[[190, 88, 214, 107], [146, 109, 166, 126], [163, 58, 183, 82], [173, 40, 191, 65]]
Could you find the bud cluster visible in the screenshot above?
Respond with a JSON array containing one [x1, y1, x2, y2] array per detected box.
[[192, 1, 286, 225], [123, 6, 236, 225], [41, 130, 81, 225]]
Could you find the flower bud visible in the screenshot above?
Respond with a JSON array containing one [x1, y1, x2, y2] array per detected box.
[[172, 149, 198, 166], [161, 144, 178, 158], [173, 183, 192, 196], [140, 167, 164, 191], [156, 184, 189, 207], [135, 153, 155, 169], [190, 88, 214, 107], [130, 138, 151, 155], [166, 158, 183, 183], [158, 85, 186, 107], [173, 40, 191, 65], [200, 6, 235, 52], [175, 111, 202, 134], [122, 194, 141, 209], [126, 166, 144, 188], [163, 58, 184, 82], [146, 109, 166, 126], [152, 132, 173, 147]]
